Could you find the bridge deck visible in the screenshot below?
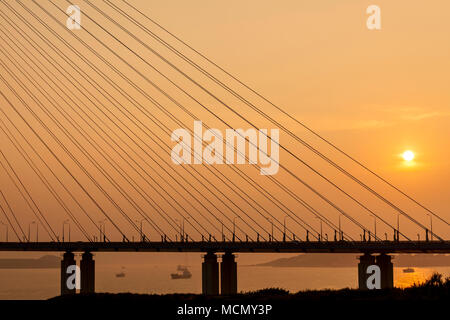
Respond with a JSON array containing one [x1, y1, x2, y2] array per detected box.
[[0, 241, 449, 254]]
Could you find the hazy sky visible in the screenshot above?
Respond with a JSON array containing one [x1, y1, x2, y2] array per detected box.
[[145, 0, 450, 217], [0, 0, 448, 242]]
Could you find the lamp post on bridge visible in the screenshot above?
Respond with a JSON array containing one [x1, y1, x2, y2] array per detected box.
[[232, 217, 240, 242], [283, 216, 291, 242], [320, 221, 322, 241], [28, 221, 38, 242], [427, 214, 433, 241], [135, 218, 145, 242], [99, 219, 106, 242], [315, 217, 323, 241], [183, 217, 190, 241], [267, 218, 274, 242], [0, 222, 7, 242], [175, 217, 190, 242], [338, 214, 341, 240], [175, 219, 182, 242], [62, 219, 71, 242], [370, 215, 377, 240]]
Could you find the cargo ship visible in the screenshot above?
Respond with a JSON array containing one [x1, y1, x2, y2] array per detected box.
[[116, 266, 126, 278], [171, 265, 192, 279]]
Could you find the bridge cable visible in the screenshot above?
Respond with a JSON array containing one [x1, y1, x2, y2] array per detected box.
[[0, 4, 253, 242], [0, 58, 166, 242], [36, 0, 356, 241], [9, 1, 274, 241], [80, 0, 420, 241], [0, 57, 173, 242], [29, 0, 360, 241], [0, 85, 128, 242], [0, 30, 204, 242], [0, 190, 25, 242], [0, 18, 210, 242], [83, 0, 437, 240], [0, 115, 92, 242], [0, 59, 103, 243], [50, 0, 376, 240], [99, 0, 368, 241], [103, 0, 408, 240], [0, 150, 56, 241], [120, 0, 450, 230]]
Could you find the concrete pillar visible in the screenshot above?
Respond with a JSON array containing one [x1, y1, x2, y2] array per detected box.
[[202, 252, 219, 295], [61, 251, 76, 295], [358, 253, 376, 290], [80, 251, 95, 294], [221, 252, 237, 295], [376, 254, 393, 289]]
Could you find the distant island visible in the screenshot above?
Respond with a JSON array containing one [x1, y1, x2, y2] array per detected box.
[[257, 253, 450, 268], [0, 255, 60, 269]]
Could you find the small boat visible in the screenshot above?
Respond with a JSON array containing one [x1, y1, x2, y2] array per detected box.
[[116, 267, 126, 278], [171, 265, 192, 279], [403, 267, 415, 273]]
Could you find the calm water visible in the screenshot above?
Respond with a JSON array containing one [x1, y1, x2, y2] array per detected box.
[[0, 255, 448, 300]]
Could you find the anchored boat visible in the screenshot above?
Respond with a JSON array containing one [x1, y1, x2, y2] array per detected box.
[[171, 265, 192, 279], [116, 266, 126, 278]]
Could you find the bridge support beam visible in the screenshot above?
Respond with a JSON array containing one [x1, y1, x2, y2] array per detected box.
[[202, 252, 219, 295], [221, 252, 237, 295], [60, 251, 76, 295], [358, 253, 376, 290], [80, 251, 95, 294], [375, 254, 393, 289]]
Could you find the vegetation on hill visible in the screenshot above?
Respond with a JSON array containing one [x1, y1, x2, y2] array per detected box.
[[48, 273, 449, 318]]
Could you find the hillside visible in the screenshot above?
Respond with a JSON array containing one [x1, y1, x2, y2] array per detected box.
[[257, 253, 450, 268]]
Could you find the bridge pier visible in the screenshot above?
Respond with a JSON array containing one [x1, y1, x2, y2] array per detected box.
[[375, 253, 393, 289], [60, 251, 76, 295], [80, 251, 95, 294], [202, 252, 219, 295], [221, 252, 237, 295]]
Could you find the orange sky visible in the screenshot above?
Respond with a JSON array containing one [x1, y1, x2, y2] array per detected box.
[[146, 0, 450, 224], [0, 0, 448, 242]]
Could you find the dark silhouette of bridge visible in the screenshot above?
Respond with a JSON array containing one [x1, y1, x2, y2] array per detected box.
[[1, 240, 449, 254], [0, 0, 448, 297]]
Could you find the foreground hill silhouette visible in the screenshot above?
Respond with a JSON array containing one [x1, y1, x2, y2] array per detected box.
[[48, 273, 449, 318]]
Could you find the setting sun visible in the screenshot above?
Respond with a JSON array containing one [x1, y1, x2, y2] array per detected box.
[[402, 150, 415, 162]]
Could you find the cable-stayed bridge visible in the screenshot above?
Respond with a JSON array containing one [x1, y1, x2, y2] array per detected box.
[[0, 0, 448, 295]]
